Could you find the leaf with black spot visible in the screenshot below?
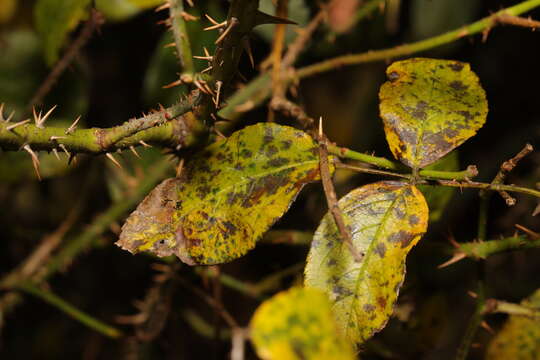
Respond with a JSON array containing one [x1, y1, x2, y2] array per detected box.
[[379, 57, 488, 168], [250, 287, 355, 360], [305, 181, 428, 344], [117, 123, 327, 265]]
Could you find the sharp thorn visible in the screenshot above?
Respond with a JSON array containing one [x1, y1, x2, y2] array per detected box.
[[467, 290, 478, 299], [154, 2, 170, 12], [52, 148, 60, 160], [214, 81, 222, 107], [215, 18, 238, 45], [59, 144, 70, 157], [176, 158, 184, 178], [106, 153, 123, 169], [49, 136, 67, 141], [254, 10, 297, 26], [164, 42, 176, 48], [6, 110, 14, 123], [480, 321, 494, 334], [204, 21, 227, 31], [129, 145, 141, 159], [437, 252, 467, 269], [243, 38, 255, 68], [6, 119, 30, 131], [139, 140, 152, 148], [201, 65, 213, 74], [23, 144, 41, 181], [203, 47, 211, 58], [193, 55, 213, 60], [37, 105, 57, 128], [318, 117, 323, 138], [65, 116, 81, 135], [163, 79, 183, 88], [204, 13, 220, 26]]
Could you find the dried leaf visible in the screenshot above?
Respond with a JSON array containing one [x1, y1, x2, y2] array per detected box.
[[305, 181, 428, 344], [117, 123, 325, 265], [34, 0, 91, 65], [379, 58, 488, 168], [486, 289, 540, 360], [250, 287, 355, 360]]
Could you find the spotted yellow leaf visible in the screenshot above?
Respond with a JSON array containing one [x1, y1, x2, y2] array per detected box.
[[379, 58, 488, 168], [117, 123, 326, 265], [305, 181, 428, 344], [250, 287, 355, 360], [486, 289, 540, 360]]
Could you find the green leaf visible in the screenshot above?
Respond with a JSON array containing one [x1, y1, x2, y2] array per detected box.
[[417, 152, 459, 222], [379, 58, 488, 168], [117, 123, 325, 265], [305, 181, 428, 344], [34, 0, 91, 65], [486, 289, 540, 360], [95, 0, 164, 22], [250, 287, 355, 360]]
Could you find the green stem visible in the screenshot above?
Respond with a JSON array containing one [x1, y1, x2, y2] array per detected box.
[[488, 299, 540, 318], [0, 98, 206, 153], [219, 0, 540, 120], [169, 0, 195, 74], [434, 180, 540, 199], [456, 282, 485, 360], [16, 282, 122, 338], [330, 144, 478, 180], [297, 0, 540, 79], [458, 236, 540, 259]]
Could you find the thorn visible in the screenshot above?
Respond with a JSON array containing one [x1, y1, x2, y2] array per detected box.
[[5, 110, 14, 122], [214, 81, 222, 107], [534, 203, 540, 216], [154, 2, 170, 12], [480, 321, 494, 334], [205, 13, 221, 26], [213, 127, 226, 139], [514, 224, 540, 239], [106, 153, 123, 169], [215, 17, 238, 44], [52, 148, 60, 160], [467, 290, 478, 299], [204, 21, 227, 31], [243, 38, 255, 68], [59, 144, 70, 157], [23, 145, 41, 181], [180, 11, 198, 22], [68, 153, 77, 165], [65, 116, 81, 135], [201, 65, 213, 74], [186, 0, 194, 7], [49, 136, 67, 141], [129, 145, 141, 159], [164, 42, 176, 48], [6, 119, 30, 131], [176, 158, 184, 178], [318, 116, 323, 138], [193, 80, 210, 94], [254, 10, 297, 26], [193, 55, 213, 60], [163, 79, 183, 88], [203, 46, 211, 58], [34, 105, 57, 128], [139, 140, 152, 148], [437, 252, 467, 269]]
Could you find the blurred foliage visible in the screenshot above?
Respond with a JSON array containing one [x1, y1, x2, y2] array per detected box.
[[0, 0, 539, 359]]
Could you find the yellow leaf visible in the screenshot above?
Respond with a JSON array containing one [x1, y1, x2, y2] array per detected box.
[[117, 123, 327, 265], [250, 287, 355, 360], [379, 58, 488, 168], [305, 181, 428, 344], [486, 289, 540, 360]]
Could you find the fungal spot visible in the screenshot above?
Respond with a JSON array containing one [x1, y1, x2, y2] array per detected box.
[[408, 215, 420, 225], [411, 101, 428, 121], [387, 230, 416, 248], [388, 71, 400, 81], [449, 62, 464, 72], [450, 80, 468, 91], [363, 304, 376, 313], [374, 243, 387, 258]]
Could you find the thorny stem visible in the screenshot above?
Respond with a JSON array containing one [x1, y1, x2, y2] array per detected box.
[[0, 96, 205, 154], [169, 0, 195, 75], [16, 282, 123, 339], [455, 236, 540, 260], [456, 282, 485, 360]]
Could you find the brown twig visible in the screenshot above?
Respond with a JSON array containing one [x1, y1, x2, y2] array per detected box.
[[282, 9, 325, 68], [270, 96, 315, 129], [28, 9, 104, 110], [318, 119, 363, 262]]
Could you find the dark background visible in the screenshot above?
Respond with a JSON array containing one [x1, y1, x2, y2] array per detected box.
[[0, 0, 539, 359]]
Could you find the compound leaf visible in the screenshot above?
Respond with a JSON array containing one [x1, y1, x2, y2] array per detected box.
[[305, 181, 428, 344], [34, 0, 91, 65], [117, 123, 324, 265], [379, 58, 488, 168], [486, 289, 540, 360], [250, 287, 355, 360]]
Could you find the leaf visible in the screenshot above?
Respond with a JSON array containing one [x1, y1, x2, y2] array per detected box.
[[250, 287, 355, 360], [379, 58, 488, 168], [417, 152, 459, 222], [117, 123, 325, 265], [305, 181, 428, 344], [486, 289, 540, 360], [34, 0, 91, 65]]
